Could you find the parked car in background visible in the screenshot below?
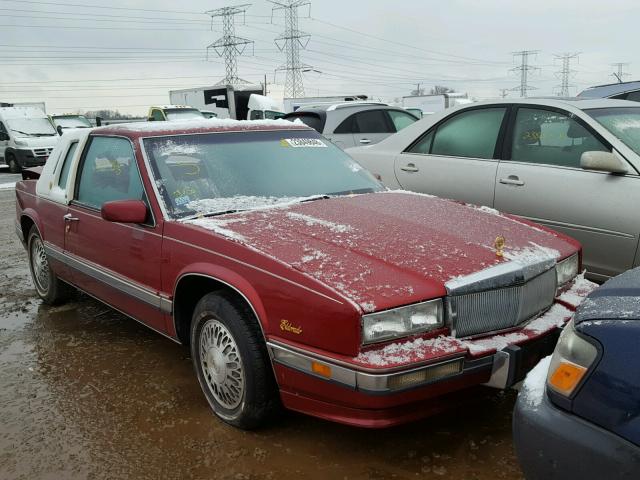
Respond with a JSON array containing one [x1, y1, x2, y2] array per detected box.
[[147, 105, 205, 122], [513, 267, 640, 479], [50, 114, 92, 131], [0, 106, 58, 173], [578, 80, 640, 102], [16, 120, 591, 429], [348, 98, 640, 282], [283, 102, 419, 149]]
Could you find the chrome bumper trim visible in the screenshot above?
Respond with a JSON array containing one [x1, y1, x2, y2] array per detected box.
[[267, 341, 466, 393]]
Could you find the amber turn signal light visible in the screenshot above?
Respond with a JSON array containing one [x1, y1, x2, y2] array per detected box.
[[549, 362, 587, 396], [311, 361, 332, 378]]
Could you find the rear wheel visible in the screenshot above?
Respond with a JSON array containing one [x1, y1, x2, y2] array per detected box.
[[27, 226, 74, 304], [7, 153, 20, 174], [190, 291, 279, 429]]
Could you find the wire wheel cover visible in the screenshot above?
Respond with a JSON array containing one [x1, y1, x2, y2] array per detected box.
[[30, 236, 50, 294], [200, 319, 245, 410]]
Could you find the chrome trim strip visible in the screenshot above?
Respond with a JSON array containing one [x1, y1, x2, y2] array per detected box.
[[43, 242, 172, 314], [267, 341, 466, 392], [520, 215, 635, 239], [165, 236, 344, 305]]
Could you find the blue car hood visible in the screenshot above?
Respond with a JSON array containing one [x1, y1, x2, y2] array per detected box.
[[576, 268, 640, 324]]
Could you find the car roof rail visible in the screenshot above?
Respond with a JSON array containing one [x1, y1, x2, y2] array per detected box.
[[326, 102, 389, 111]]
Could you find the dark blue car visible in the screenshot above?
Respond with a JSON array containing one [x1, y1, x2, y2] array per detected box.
[[513, 268, 640, 479]]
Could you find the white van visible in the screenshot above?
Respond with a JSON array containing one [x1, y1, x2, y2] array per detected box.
[[0, 107, 59, 172]]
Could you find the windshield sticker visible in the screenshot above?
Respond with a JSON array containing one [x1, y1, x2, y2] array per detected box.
[[281, 138, 327, 148], [174, 195, 191, 207]]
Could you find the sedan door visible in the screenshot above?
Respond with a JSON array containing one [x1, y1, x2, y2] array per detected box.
[[394, 106, 508, 207], [494, 106, 640, 280], [329, 109, 394, 149], [64, 135, 167, 331]]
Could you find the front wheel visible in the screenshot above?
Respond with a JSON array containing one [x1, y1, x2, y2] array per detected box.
[[7, 154, 20, 174], [190, 292, 279, 429], [27, 226, 74, 304]]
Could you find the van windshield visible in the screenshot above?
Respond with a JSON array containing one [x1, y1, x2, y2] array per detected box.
[[142, 130, 383, 219], [52, 116, 92, 128], [8, 117, 57, 137]]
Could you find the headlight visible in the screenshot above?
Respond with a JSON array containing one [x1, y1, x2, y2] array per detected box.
[[556, 254, 579, 287], [14, 139, 27, 147], [362, 299, 443, 345], [546, 320, 598, 397]]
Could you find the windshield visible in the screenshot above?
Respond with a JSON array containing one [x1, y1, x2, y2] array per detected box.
[[52, 115, 92, 128], [7, 117, 57, 137], [265, 110, 285, 120], [142, 130, 383, 219], [164, 109, 205, 121], [586, 107, 640, 156]]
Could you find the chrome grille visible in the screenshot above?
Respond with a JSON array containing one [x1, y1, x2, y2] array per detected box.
[[448, 267, 557, 338]]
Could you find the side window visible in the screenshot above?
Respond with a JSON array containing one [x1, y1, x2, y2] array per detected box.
[[76, 137, 144, 209], [624, 91, 640, 102], [353, 110, 392, 133], [58, 141, 78, 190], [387, 110, 418, 132], [152, 109, 165, 121], [334, 115, 356, 134], [510, 108, 608, 168], [431, 108, 507, 159], [407, 130, 434, 154]]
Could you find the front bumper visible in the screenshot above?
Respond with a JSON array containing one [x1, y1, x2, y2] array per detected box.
[[15, 148, 48, 167], [513, 390, 640, 479]]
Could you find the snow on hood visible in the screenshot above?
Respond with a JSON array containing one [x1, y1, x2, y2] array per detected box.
[[186, 191, 578, 312]]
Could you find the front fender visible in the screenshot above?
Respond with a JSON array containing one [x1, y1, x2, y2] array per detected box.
[[174, 262, 269, 330]]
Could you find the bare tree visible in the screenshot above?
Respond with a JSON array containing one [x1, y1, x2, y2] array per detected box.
[[430, 85, 455, 95]]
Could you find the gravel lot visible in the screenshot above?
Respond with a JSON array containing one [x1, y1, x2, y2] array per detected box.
[[0, 174, 524, 480]]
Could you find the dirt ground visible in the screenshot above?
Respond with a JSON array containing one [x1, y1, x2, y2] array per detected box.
[[0, 177, 524, 480]]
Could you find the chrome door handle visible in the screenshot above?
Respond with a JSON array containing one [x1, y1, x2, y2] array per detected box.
[[400, 163, 419, 173], [63, 213, 79, 222], [499, 176, 525, 186], [359, 139, 371, 145]]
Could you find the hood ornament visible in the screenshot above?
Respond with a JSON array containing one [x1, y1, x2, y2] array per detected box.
[[494, 236, 506, 257]]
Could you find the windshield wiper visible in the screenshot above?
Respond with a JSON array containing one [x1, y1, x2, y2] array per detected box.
[[300, 195, 331, 203], [182, 209, 244, 221], [10, 129, 33, 136]]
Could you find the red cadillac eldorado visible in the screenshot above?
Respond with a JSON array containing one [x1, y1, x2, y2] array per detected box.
[[14, 120, 596, 429]]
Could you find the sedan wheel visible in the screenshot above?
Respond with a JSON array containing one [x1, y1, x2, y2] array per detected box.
[[191, 292, 280, 429], [27, 226, 74, 305]]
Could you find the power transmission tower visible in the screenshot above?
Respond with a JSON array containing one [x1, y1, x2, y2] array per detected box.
[[269, 0, 312, 98], [611, 63, 630, 83], [510, 50, 540, 97], [205, 4, 254, 85], [554, 52, 580, 97]]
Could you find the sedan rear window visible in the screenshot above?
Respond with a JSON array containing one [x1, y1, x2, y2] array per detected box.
[[586, 107, 640, 156], [283, 113, 325, 133], [142, 130, 382, 218]]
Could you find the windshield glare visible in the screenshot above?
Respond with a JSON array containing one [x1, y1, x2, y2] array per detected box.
[[586, 107, 640, 156], [143, 131, 383, 218], [53, 116, 92, 128], [165, 109, 205, 121], [7, 117, 57, 137]]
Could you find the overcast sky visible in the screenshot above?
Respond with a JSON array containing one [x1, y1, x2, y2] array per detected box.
[[0, 0, 636, 115]]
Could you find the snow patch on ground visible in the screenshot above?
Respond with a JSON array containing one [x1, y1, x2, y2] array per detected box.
[[520, 355, 552, 410], [0, 182, 16, 190], [286, 212, 353, 233]]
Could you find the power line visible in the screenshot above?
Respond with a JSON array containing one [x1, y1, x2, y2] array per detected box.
[[510, 50, 540, 97], [0, 0, 205, 16], [205, 4, 254, 85], [269, 0, 312, 98], [554, 52, 580, 97]]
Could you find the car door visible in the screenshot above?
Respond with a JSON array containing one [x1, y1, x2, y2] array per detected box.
[[329, 109, 394, 149], [394, 106, 508, 207], [494, 105, 640, 280], [64, 135, 167, 331], [0, 121, 8, 163]]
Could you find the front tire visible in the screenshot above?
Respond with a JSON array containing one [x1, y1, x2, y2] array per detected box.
[[27, 226, 74, 304], [7, 153, 20, 174], [190, 292, 279, 429]]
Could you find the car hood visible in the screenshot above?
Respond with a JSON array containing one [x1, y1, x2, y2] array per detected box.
[[576, 268, 640, 323], [186, 191, 579, 312]]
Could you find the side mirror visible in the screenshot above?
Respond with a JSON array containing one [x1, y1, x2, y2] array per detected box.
[[580, 151, 629, 174], [56, 125, 64, 136], [101, 200, 148, 224], [95, 116, 102, 127]]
